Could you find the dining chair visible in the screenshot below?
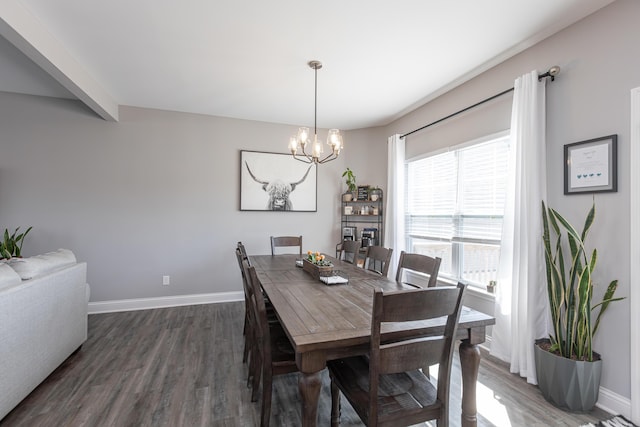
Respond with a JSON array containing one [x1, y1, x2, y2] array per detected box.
[[327, 283, 467, 427], [238, 241, 250, 263], [362, 246, 393, 277], [270, 235, 303, 256], [235, 246, 254, 370], [395, 250, 442, 288], [244, 263, 298, 427], [339, 239, 362, 265], [236, 244, 277, 378]]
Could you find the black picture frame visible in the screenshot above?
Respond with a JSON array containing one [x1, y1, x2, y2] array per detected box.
[[357, 185, 369, 200], [240, 150, 317, 211], [564, 135, 617, 195]]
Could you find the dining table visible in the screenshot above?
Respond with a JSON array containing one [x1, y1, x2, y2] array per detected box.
[[250, 253, 496, 427]]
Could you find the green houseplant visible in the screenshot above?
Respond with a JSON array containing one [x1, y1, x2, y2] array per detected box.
[[537, 201, 624, 411], [342, 168, 357, 201], [0, 226, 33, 259], [368, 185, 382, 201]]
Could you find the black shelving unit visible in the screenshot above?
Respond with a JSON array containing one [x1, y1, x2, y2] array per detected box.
[[336, 190, 383, 258]]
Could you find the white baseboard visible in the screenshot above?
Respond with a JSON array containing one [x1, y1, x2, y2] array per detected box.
[[597, 387, 632, 420], [88, 291, 244, 314]]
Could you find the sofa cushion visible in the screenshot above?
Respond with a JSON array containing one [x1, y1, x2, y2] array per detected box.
[[7, 249, 77, 280], [0, 262, 22, 290]]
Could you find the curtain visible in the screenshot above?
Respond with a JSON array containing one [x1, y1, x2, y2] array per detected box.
[[385, 134, 405, 278], [490, 71, 549, 384]]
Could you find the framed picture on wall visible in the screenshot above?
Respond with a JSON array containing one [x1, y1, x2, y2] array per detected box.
[[240, 150, 317, 211], [564, 135, 617, 195]]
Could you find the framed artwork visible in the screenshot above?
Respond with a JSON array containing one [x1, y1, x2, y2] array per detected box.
[[564, 135, 618, 195], [240, 150, 317, 211], [357, 185, 370, 200]]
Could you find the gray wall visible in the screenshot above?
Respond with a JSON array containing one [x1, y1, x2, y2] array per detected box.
[[382, 0, 638, 402], [0, 95, 386, 302]]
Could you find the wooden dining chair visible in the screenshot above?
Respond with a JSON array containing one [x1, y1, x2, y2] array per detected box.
[[395, 250, 442, 288], [236, 243, 277, 378], [244, 263, 298, 427], [270, 235, 302, 256], [339, 239, 362, 265], [362, 246, 393, 277], [235, 246, 255, 372], [237, 241, 249, 263], [327, 283, 466, 427]]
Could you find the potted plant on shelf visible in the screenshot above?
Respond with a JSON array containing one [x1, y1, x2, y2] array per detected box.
[[537, 200, 624, 412], [342, 168, 357, 201], [0, 226, 33, 259], [369, 185, 382, 201]]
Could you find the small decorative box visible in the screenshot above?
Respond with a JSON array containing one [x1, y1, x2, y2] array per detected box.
[[302, 258, 333, 280]]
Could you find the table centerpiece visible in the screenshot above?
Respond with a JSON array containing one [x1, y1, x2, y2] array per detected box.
[[302, 251, 333, 279]]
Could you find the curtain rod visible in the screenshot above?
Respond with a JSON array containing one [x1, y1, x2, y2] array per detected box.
[[401, 66, 560, 139]]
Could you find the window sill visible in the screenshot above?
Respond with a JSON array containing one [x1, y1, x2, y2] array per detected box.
[[436, 276, 497, 302], [467, 285, 497, 302]]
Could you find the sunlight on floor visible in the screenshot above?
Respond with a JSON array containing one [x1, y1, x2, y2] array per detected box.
[[430, 365, 512, 427], [476, 380, 512, 427]]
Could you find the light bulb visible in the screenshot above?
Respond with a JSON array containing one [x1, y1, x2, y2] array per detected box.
[[312, 135, 323, 158], [297, 127, 309, 144], [289, 136, 298, 154]]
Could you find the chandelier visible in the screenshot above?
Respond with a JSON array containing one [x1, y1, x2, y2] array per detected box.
[[289, 60, 343, 164]]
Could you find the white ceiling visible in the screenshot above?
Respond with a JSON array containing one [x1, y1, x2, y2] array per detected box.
[[0, 0, 615, 130]]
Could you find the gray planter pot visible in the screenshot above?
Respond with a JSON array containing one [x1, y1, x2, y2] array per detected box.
[[534, 339, 602, 412]]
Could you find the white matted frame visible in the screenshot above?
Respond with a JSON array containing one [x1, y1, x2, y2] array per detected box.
[[240, 150, 317, 212], [630, 87, 640, 424], [564, 134, 618, 194]]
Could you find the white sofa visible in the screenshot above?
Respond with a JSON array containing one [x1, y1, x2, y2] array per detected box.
[[0, 249, 89, 420]]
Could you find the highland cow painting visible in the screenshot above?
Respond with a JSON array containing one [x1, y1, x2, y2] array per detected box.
[[240, 150, 317, 212]]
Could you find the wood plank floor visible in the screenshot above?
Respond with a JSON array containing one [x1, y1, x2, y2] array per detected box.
[[1, 302, 612, 426]]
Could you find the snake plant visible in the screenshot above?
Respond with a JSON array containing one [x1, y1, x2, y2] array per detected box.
[[0, 226, 33, 259], [541, 201, 623, 361]]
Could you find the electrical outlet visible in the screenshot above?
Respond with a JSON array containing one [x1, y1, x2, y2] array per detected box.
[[163, 275, 170, 286]]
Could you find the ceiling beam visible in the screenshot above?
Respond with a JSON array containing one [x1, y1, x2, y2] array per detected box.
[[0, 0, 118, 121]]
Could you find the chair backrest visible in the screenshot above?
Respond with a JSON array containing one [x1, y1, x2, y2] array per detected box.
[[236, 246, 253, 305], [237, 241, 249, 260], [340, 239, 362, 265], [244, 263, 271, 355], [270, 235, 303, 256], [363, 246, 393, 277], [395, 250, 441, 287], [368, 283, 466, 424]]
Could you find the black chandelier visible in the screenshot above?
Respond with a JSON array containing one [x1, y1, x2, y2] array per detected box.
[[288, 60, 343, 164]]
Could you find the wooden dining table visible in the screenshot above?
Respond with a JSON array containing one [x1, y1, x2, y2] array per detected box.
[[250, 253, 495, 427]]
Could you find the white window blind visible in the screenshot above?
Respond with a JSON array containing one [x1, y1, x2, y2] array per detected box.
[[405, 133, 510, 287]]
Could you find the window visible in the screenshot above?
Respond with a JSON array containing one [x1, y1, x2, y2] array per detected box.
[[405, 132, 510, 289]]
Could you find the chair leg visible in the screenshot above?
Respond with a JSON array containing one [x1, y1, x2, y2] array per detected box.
[[330, 375, 341, 427], [261, 365, 273, 427], [251, 354, 262, 402], [247, 340, 256, 387], [242, 313, 249, 363]]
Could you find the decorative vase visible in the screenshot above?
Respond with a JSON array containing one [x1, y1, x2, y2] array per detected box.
[[370, 194, 378, 201], [534, 339, 602, 412]]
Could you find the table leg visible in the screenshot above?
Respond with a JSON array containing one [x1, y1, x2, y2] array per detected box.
[[459, 340, 481, 427], [299, 370, 322, 427]]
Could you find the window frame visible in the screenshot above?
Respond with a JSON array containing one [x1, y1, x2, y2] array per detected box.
[[404, 130, 510, 290]]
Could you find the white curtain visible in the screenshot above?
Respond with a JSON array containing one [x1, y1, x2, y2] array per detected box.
[[385, 134, 405, 278], [490, 71, 549, 384]]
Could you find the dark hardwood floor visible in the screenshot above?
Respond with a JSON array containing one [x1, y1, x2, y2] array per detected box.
[[1, 302, 611, 426]]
